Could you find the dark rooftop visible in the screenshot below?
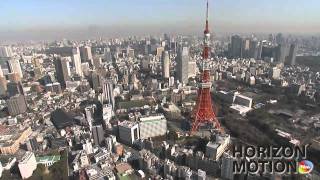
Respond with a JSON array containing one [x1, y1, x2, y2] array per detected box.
[[50, 109, 74, 129]]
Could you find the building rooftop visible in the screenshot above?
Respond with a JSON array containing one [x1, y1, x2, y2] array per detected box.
[[36, 155, 60, 164], [0, 126, 30, 147], [50, 109, 74, 129], [118, 120, 138, 129]]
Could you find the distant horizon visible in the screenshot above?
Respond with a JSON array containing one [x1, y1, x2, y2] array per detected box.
[[1, 0, 320, 43], [1, 24, 319, 44]]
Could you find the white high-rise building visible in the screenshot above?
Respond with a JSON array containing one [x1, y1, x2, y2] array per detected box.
[[102, 80, 115, 109], [162, 51, 170, 79], [18, 152, 37, 179], [7, 59, 23, 78], [169, 76, 175, 87], [0, 46, 13, 57], [72, 47, 83, 77], [0, 67, 3, 77], [176, 46, 190, 84], [139, 114, 167, 139], [103, 104, 113, 129]]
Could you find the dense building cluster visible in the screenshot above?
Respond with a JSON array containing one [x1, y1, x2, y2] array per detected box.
[[0, 5, 319, 179]]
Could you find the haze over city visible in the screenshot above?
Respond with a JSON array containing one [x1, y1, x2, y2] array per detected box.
[[1, 0, 320, 42]]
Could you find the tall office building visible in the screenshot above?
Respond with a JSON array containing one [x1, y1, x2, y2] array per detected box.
[[92, 124, 104, 146], [276, 33, 284, 45], [104, 47, 112, 63], [80, 46, 93, 64], [0, 76, 7, 96], [176, 46, 189, 84], [249, 39, 259, 59], [275, 44, 288, 63], [7, 81, 24, 97], [7, 94, 28, 116], [0, 68, 6, 96], [18, 152, 37, 179], [0, 46, 13, 58], [118, 121, 140, 145], [54, 57, 70, 88], [102, 80, 115, 109], [0, 67, 3, 77], [85, 105, 95, 130], [161, 51, 170, 79], [7, 59, 23, 78], [230, 35, 243, 58], [286, 44, 297, 66], [268, 34, 275, 44], [221, 153, 235, 180], [72, 47, 83, 77], [257, 42, 263, 60], [242, 38, 251, 58], [90, 71, 102, 91]]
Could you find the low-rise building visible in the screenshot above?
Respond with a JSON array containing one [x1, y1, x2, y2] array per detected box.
[[0, 126, 32, 154], [139, 114, 167, 139]]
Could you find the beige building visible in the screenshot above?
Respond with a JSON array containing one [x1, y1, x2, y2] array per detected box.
[[0, 126, 32, 154]]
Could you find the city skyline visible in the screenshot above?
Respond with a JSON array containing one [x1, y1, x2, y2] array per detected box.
[[1, 0, 320, 42]]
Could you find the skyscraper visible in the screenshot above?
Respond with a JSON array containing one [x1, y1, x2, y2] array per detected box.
[[0, 76, 7, 96], [242, 38, 250, 58], [54, 57, 70, 88], [7, 59, 23, 78], [221, 153, 235, 180], [161, 51, 170, 79], [230, 35, 243, 58], [102, 79, 115, 109], [80, 46, 93, 64], [91, 71, 102, 91], [249, 39, 259, 59], [72, 47, 83, 77], [7, 94, 28, 116], [92, 124, 104, 146], [275, 44, 288, 63], [104, 47, 112, 63], [276, 33, 284, 45], [7, 81, 24, 97], [286, 44, 297, 66], [0, 46, 13, 58], [0, 68, 7, 96], [176, 46, 189, 84]]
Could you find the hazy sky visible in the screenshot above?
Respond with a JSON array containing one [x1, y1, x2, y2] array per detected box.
[[1, 0, 319, 41]]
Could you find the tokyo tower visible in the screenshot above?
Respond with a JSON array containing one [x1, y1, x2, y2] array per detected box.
[[191, 0, 221, 132]]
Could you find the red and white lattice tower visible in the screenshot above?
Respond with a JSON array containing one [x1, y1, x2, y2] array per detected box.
[[191, 0, 221, 132]]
